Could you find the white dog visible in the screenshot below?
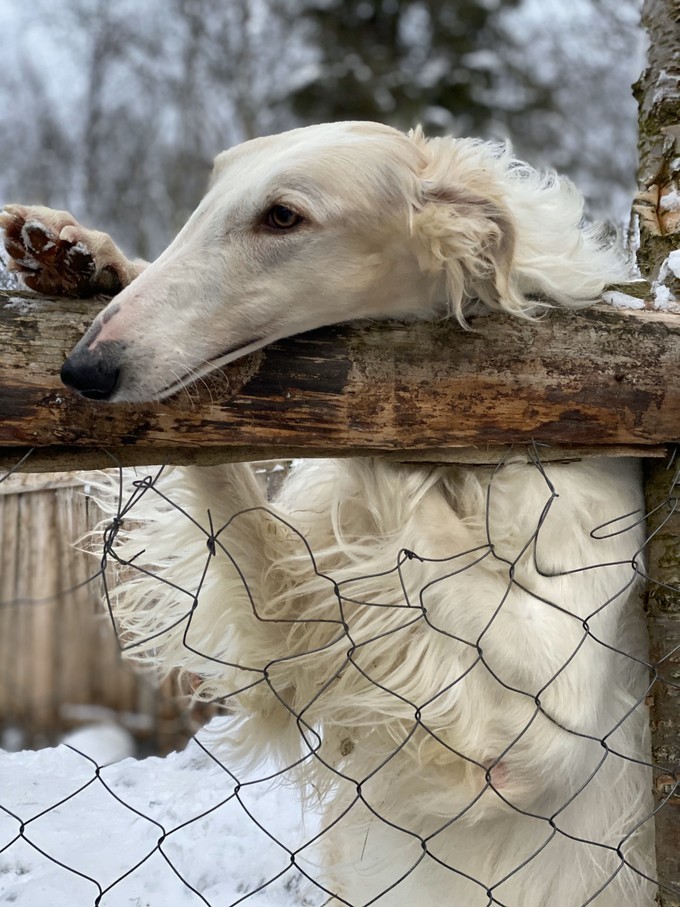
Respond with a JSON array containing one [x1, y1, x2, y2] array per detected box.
[[1, 122, 656, 906]]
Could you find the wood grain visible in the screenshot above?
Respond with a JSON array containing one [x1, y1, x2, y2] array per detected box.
[[0, 288, 678, 470]]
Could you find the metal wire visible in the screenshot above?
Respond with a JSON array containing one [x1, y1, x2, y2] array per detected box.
[[0, 446, 678, 906]]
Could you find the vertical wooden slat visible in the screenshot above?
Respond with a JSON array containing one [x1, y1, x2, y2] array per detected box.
[[29, 491, 59, 734], [0, 474, 204, 751], [15, 491, 34, 738], [0, 493, 20, 733], [54, 483, 91, 722]]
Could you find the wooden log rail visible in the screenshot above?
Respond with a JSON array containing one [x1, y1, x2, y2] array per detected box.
[[0, 285, 678, 472]]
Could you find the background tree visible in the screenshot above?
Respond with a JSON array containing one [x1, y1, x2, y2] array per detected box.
[[290, 0, 521, 134], [291, 0, 643, 221], [0, 0, 643, 258], [0, 0, 304, 258], [496, 0, 643, 220]]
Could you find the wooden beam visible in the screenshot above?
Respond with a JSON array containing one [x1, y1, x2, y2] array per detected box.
[[0, 286, 678, 472]]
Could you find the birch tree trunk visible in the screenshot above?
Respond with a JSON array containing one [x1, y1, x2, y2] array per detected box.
[[634, 0, 680, 900]]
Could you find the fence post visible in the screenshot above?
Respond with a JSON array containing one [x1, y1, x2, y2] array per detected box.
[[644, 458, 680, 903], [635, 0, 680, 899]]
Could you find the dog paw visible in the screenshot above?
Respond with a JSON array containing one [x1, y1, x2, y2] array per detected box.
[[0, 204, 137, 297]]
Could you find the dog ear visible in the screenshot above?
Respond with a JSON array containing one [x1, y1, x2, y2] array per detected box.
[[411, 183, 524, 322], [208, 150, 232, 189]]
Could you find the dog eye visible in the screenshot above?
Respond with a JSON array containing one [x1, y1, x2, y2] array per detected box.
[[265, 205, 304, 230]]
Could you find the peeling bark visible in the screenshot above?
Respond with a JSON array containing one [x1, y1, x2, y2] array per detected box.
[[645, 458, 680, 905], [634, 0, 680, 292], [635, 0, 680, 900]]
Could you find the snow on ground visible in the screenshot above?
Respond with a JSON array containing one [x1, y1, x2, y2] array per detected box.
[[650, 249, 680, 313], [0, 724, 325, 906], [668, 250, 680, 280], [602, 290, 646, 310], [59, 723, 136, 766]]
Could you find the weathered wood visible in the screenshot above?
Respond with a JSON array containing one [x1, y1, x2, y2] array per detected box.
[[644, 457, 680, 905], [0, 444, 669, 476], [0, 287, 678, 472], [634, 0, 680, 295], [635, 0, 680, 900]]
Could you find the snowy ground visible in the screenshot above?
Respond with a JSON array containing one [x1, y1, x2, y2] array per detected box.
[[0, 724, 325, 906]]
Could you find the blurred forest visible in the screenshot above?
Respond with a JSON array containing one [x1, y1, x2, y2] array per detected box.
[[0, 0, 643, 261]]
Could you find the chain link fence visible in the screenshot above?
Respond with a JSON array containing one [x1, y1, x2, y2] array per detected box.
[[0, 446, 678, 906]]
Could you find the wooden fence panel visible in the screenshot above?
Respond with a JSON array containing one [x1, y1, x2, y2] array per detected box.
[[0, 473, 206, 752]]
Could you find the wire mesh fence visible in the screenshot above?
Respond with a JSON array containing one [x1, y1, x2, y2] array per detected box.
[[0, 445, 678, 906]]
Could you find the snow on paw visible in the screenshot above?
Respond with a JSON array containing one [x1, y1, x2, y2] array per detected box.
[[23, 220, 59, 254], [59, 224, 137, 293], [0, 204, 134, 297]]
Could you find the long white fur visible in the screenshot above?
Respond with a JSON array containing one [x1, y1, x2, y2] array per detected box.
[[71, 123, 654, 904]]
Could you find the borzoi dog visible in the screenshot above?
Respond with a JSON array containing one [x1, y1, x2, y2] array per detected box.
[[1, 122, 655, 905]]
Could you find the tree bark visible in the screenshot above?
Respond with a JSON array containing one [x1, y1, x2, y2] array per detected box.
[[645, 458, 680, 904], [634, 0, 680, 293], [0, 287, 678, 472], [635, 0, 680, 900]]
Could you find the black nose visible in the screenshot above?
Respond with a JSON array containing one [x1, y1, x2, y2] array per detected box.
[[61, 343, 123, 401]]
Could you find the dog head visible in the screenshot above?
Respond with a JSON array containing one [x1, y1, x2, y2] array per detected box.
[[61, 121, 624, 402]]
